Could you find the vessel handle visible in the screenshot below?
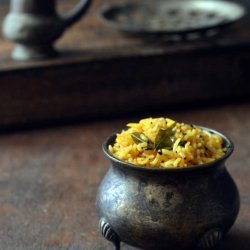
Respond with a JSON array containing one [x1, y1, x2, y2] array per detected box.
[[60, 0, 91, 28]]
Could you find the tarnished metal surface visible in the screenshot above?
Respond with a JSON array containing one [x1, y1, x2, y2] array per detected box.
[[97, 128, 239, 249], [2, 0, 91, 60], [100, 0, 246, 37]]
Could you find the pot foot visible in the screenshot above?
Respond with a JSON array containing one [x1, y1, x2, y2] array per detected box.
[[99, 217, 120, 250], [198, 228, 223, 249]]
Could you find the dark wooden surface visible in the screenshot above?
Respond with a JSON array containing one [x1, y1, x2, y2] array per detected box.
[[0, 1, 250, 126], [0, 102, 249, 250], [1, 0, 250, 69]]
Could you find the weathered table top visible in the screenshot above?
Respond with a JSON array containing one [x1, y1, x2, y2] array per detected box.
[[0, 0, 250, 70], [0, 0, 250, 127], [0, 103, 249, 250]]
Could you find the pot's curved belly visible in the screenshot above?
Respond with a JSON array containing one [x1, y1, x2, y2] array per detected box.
[[96, 166, 240, 250]]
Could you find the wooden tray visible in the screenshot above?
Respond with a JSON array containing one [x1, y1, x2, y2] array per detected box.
[[0, 0, 250, 128]]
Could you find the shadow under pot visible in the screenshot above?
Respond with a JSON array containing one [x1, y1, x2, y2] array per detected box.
[[96, 126, 240, 250]]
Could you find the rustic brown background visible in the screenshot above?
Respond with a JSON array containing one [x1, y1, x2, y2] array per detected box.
[[0, 1, 249, 249]]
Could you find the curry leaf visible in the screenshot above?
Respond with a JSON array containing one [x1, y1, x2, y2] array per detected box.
[[131, 123, 176, 151], [131, 132, 148, 144], [130, 132, 154, 150], [154, 124, 175, 150]]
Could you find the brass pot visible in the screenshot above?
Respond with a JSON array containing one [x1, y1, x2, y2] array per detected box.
[[96, 127, 239, 250]]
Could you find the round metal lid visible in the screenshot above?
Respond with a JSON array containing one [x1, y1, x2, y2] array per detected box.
[[100, 0, 246, 36]]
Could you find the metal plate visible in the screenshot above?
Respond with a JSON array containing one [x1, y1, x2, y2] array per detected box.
[[99, 0, 246, 36]]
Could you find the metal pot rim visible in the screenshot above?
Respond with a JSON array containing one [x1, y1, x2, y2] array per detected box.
[[102, 125, 234, 172]]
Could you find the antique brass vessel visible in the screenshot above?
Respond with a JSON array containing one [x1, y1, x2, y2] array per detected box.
[[3, 0, 91, 60], [97, 127, 239, 250]]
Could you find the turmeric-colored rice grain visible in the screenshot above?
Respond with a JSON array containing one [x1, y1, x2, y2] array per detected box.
[[109, 117, 226, 168]]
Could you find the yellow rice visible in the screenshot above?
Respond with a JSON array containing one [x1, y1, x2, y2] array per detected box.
[[109, 117, 226, 168]]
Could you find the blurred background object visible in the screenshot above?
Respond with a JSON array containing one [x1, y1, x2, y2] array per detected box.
[[0, 0, 249, 128], [2, 0, 91, 60], [99, 0, 246, 39]]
